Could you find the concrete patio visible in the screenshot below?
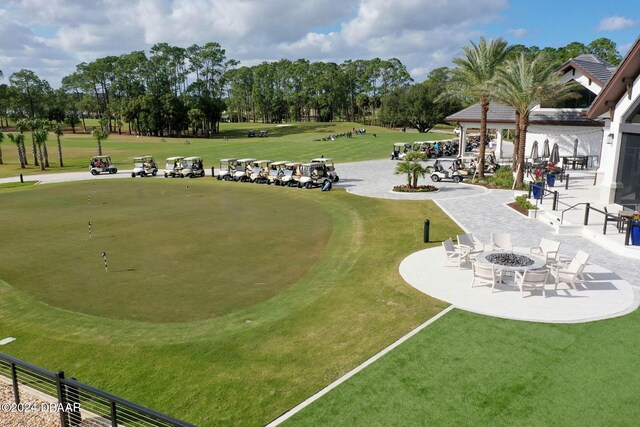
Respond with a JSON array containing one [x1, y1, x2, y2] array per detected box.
[[400, 246, 639, 323]]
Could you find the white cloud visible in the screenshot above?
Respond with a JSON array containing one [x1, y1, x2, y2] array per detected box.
[[597, 16, 637, 31], [0, 0, 509, 86], [508, 28, 527, 38]]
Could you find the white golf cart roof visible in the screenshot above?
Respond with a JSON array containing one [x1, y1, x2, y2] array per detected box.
[[271, 161, 290, 166], [92, 155, 112, 160], [184, 156, 202, 161], [237, 158, 256, 163], [253, 159, 273, 164], [302, 162, 322, 167], [285, 162, 302, 166], [220, 158, 238, 162], [166, 156, 184, 161], [134, 156, 154, 161], [311, 157, 333, 163], [394, 142, 410, 147]]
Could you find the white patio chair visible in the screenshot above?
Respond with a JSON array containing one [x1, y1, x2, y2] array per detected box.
[[457, 233, 484, 256], [551, 250, 590, 290], [490, 233, 512, 252], [442, 238, 469, 269], [514, 268, 549, 298], [471, 261, 502, 292], [530, 238, 561, 264]]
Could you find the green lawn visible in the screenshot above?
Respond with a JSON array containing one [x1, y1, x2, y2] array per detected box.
[[0, 121, 452, 178], [288, 308, 640, 426], [0, 180, 456, 425]]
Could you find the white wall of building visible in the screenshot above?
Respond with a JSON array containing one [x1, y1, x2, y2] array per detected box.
[[597, 70, 640, 203], [525, 125, 603, 166], [559, 70, 603, 95]]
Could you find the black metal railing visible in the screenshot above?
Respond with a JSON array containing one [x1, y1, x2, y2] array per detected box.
[[559, 203, 633, 246], [0, 352, 195, 427]]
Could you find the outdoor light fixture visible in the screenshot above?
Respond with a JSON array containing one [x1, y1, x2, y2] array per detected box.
[[607, 133, 614, 145]]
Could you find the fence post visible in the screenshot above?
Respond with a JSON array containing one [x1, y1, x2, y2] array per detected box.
[[584, 203, 590, 225], [565, 174, 570, 190], [552, 191, 558, 211], [11, 363, 20, 404], [528, 181, 532, 199], [55, 371, 69, 427], [625, 217, 632, 246], [110, 400, 118, 427]]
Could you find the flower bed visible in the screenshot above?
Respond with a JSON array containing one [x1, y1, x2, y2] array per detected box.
[[392, 184, 438, 193]]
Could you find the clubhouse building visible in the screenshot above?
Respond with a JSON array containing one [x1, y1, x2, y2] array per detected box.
[[446, 37, 640, 210]]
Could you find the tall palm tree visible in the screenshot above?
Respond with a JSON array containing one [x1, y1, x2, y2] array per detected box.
[[15, 119, 31, 165], [33, 128, 47, 171], [7, 133, 26, 169], [0, 131, 3, 165], [52, 123, 64, 167], [451, 37, 511, 178], [493, 53, 579, 186], [92, 127, 109, 156]]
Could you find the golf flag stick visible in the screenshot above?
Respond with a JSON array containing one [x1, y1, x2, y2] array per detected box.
[[101, 252, 108, 272]]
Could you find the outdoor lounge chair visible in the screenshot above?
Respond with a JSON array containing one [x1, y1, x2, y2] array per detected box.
[[530, 238, 560, 263], [471, 261, 502, 292], [442, 238, 469, 269], [490, 233, 512, 252], [514, 268, 549, 298], [457, 233, 484, 256], [551, 250, 590, 290]]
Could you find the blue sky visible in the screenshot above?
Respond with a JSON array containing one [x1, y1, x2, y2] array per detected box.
[[0, 0, 638, 86]]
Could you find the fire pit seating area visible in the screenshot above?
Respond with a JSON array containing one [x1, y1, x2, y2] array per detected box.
[[442, 234, 591, 298]]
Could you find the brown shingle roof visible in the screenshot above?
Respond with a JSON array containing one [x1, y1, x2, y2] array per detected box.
[[446, 103, 603, 127]]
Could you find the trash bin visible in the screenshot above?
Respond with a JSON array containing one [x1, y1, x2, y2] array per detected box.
[[424, 219, 430, 243]]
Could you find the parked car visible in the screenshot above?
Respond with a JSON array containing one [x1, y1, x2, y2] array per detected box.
[[234, 158, 257, 182], [298, 162, 330, 189], [89, 156, 117, 175], [431, 159, 463, 183], [248, 130, 256, 137], [266, 161, 290, 185], [164, 156, 184, 178], [311, 157, 339, 182], [217, 158, 239, 181], [181, 157, 205, 178], [131, 156, 158, 177]]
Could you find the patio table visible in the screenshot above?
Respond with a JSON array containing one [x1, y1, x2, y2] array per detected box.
[[475, 251, 546, 284]]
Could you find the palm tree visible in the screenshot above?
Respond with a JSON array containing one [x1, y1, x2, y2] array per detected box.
[[451, 37, 511, 178], [7, 133, 26, 169], [92, 127, 109, 156], [0, 131, 3, 165], [395, 151, 430, 188], [52, 123, 64, 167], [33, 128, 47, 171], [15, 119, 31, 165], [493, 53, 579, 186]]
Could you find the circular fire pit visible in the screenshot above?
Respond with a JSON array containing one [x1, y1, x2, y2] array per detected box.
[[476, 251, 546, 273]]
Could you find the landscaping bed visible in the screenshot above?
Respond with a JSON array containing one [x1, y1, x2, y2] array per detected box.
[[392, 184, 438, 193]]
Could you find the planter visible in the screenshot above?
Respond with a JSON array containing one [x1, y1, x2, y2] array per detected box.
[[532, 182, 543, 200], [546, 173, 556, 187], [528, 209, 538, 218], [632, 221, 640, 246]]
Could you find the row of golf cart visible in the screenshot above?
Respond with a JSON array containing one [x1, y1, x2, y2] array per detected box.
[[132, 156, 205, 178], [216, 158, 339, 189]]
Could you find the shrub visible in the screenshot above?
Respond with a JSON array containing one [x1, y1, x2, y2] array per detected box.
[[392, 184, 438, 193], [515, 194, 537, 210]]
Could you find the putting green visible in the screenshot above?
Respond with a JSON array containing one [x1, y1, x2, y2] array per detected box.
[[0, 179, 332, 322]]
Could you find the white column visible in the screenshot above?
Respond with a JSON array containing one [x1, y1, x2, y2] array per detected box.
[[495, 128, 503, 159], [459, 127, 466, 159]]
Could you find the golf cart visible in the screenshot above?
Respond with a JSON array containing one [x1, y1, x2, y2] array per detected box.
[[217, 158, 239, 181], [89, 156, 118, 175], [453, 158, 475, 178], [390, 143, 412, 160], [266, 161, 290, 185], [280, 162, 303, 187], [164, 156, 184, 178], [431, 159, 463, 183], [181, 157, 205, 178], [298, 162, 330, 189], [234, 158, 257, 182], [250, 160, 273, 183], [471, 150, 500, 174], [131, 156, 158, 177], [311, 157, 339, 182]]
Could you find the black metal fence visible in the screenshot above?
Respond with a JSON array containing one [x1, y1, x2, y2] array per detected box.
[[0, 352, 195, 427]]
